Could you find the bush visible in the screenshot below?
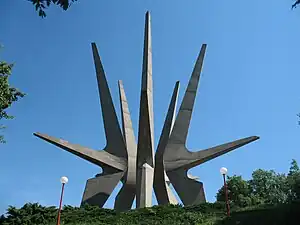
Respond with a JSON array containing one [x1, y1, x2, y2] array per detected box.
[[2, 201, 300, 225]]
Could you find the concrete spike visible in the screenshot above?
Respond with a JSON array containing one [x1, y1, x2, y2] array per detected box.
[[167, 168, 206, 205], [168, 44, 207, 146], [162, 44, 259, 206], [136, 11, 155, 208], [34, 132, 126, 171], [165, 136, 259, 171], [81, 172, 124, 208], [164, 44, 207, 161], [137, 11, 154, 167], [154, 81, 180, 205], [118, 80, 137, 171], [114, 185, 136, 211], [114, 81, 137, 211], [91, 43, 127, 159]]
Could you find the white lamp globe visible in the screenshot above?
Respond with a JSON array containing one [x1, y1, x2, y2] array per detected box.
[[220, 167, 228, 175], [60, 176, 69, 184]]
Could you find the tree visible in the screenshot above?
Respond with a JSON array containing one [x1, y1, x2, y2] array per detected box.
[[287, 159, 300, 202], [292, 1, 300, 9], [28, 0, 77, 17], [0, 53, 25, 143], [216, 175, 254, 208], [2, 203, 57, 225], [288, 159, 299, 176], [248, 169, 288, 204], [217, 169, 291, 207]]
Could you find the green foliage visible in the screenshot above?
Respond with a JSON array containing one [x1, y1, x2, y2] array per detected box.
[[218, 202, 300, 225], [0, 55, 25, 143], [60, 204, 118, 224], [216, 175, 254, 208], [1, 203, 57, 225], [114, 204, 222, 225], [28, 0, 77, 17], [0, 203, 222, 225], [288, 159, 299, 175], [2, 201, 300, 225], [287, 159, 300, 202], [216, 162, 300, 207], [249, 169, 288, 204], [292, 1, 300, 9]]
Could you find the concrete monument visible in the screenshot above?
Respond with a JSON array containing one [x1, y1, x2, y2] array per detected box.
[[34, 11, 259, 211]]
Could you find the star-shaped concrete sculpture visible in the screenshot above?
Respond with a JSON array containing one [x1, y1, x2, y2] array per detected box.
[[34, 11, 259, 211]]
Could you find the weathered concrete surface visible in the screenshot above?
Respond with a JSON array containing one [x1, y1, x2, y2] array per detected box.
[[164, 136, 259, 172], [153, 81, 180, 205], [34, 43, 130, 209], [137, 163, 154, 207], [114, 80, 137, 211], [91, 43, 127, 159], [33, 132, 127, 208], [166, 44, 207, 148], [167, 168, 206, 205], [163, 44, 259, 205], [163, 44, 208, 205], [81, 171, 124, 207], [33, 133, 126, 171], [136, 11, 155, 208]]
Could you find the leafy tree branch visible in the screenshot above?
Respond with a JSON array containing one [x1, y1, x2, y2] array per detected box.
[[28, 0, 77, 17], [292, 0, 300, 9], [0, 51, 25, 143], [27, 1, 300, 18]]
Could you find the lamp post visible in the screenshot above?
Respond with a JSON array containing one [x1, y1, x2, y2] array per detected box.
[[56, 176, 68, 225], [220, 167, 230, 217]]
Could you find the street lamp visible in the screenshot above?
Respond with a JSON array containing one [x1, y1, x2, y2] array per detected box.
[[220, 167, 230, 216], [56, 176, 68, 225]]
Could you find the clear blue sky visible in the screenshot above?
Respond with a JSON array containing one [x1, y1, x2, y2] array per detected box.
[[1, 0, 300, 214]]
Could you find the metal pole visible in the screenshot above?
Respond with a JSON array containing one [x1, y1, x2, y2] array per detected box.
[[56, 183, 65, 225], [223, 174, 230, 216]]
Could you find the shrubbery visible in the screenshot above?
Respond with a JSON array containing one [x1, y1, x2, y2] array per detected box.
[[0, 203, 224, 225], [1, 201, 300, 225]]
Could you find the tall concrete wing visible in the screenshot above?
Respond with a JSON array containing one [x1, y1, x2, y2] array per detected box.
[[34, 44, 129, 208], [153, 82, 180, 205], [167, 44, 207, 148], [91, 43, 127, 159], [33, 133, 127, 208], [136, 11, 155, 208], [163, 44, 208, 205], [33, 133, 126, 170], [80, 44, 128, 207], [164, 44, 259, 205], [114, 80, 137, 211], [165, 136, 259, 172]]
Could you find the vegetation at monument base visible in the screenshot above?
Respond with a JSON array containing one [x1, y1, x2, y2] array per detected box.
[[0, 49, 25, 143], [1, 160, 300, 225], [1, 202, 300, 225]]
